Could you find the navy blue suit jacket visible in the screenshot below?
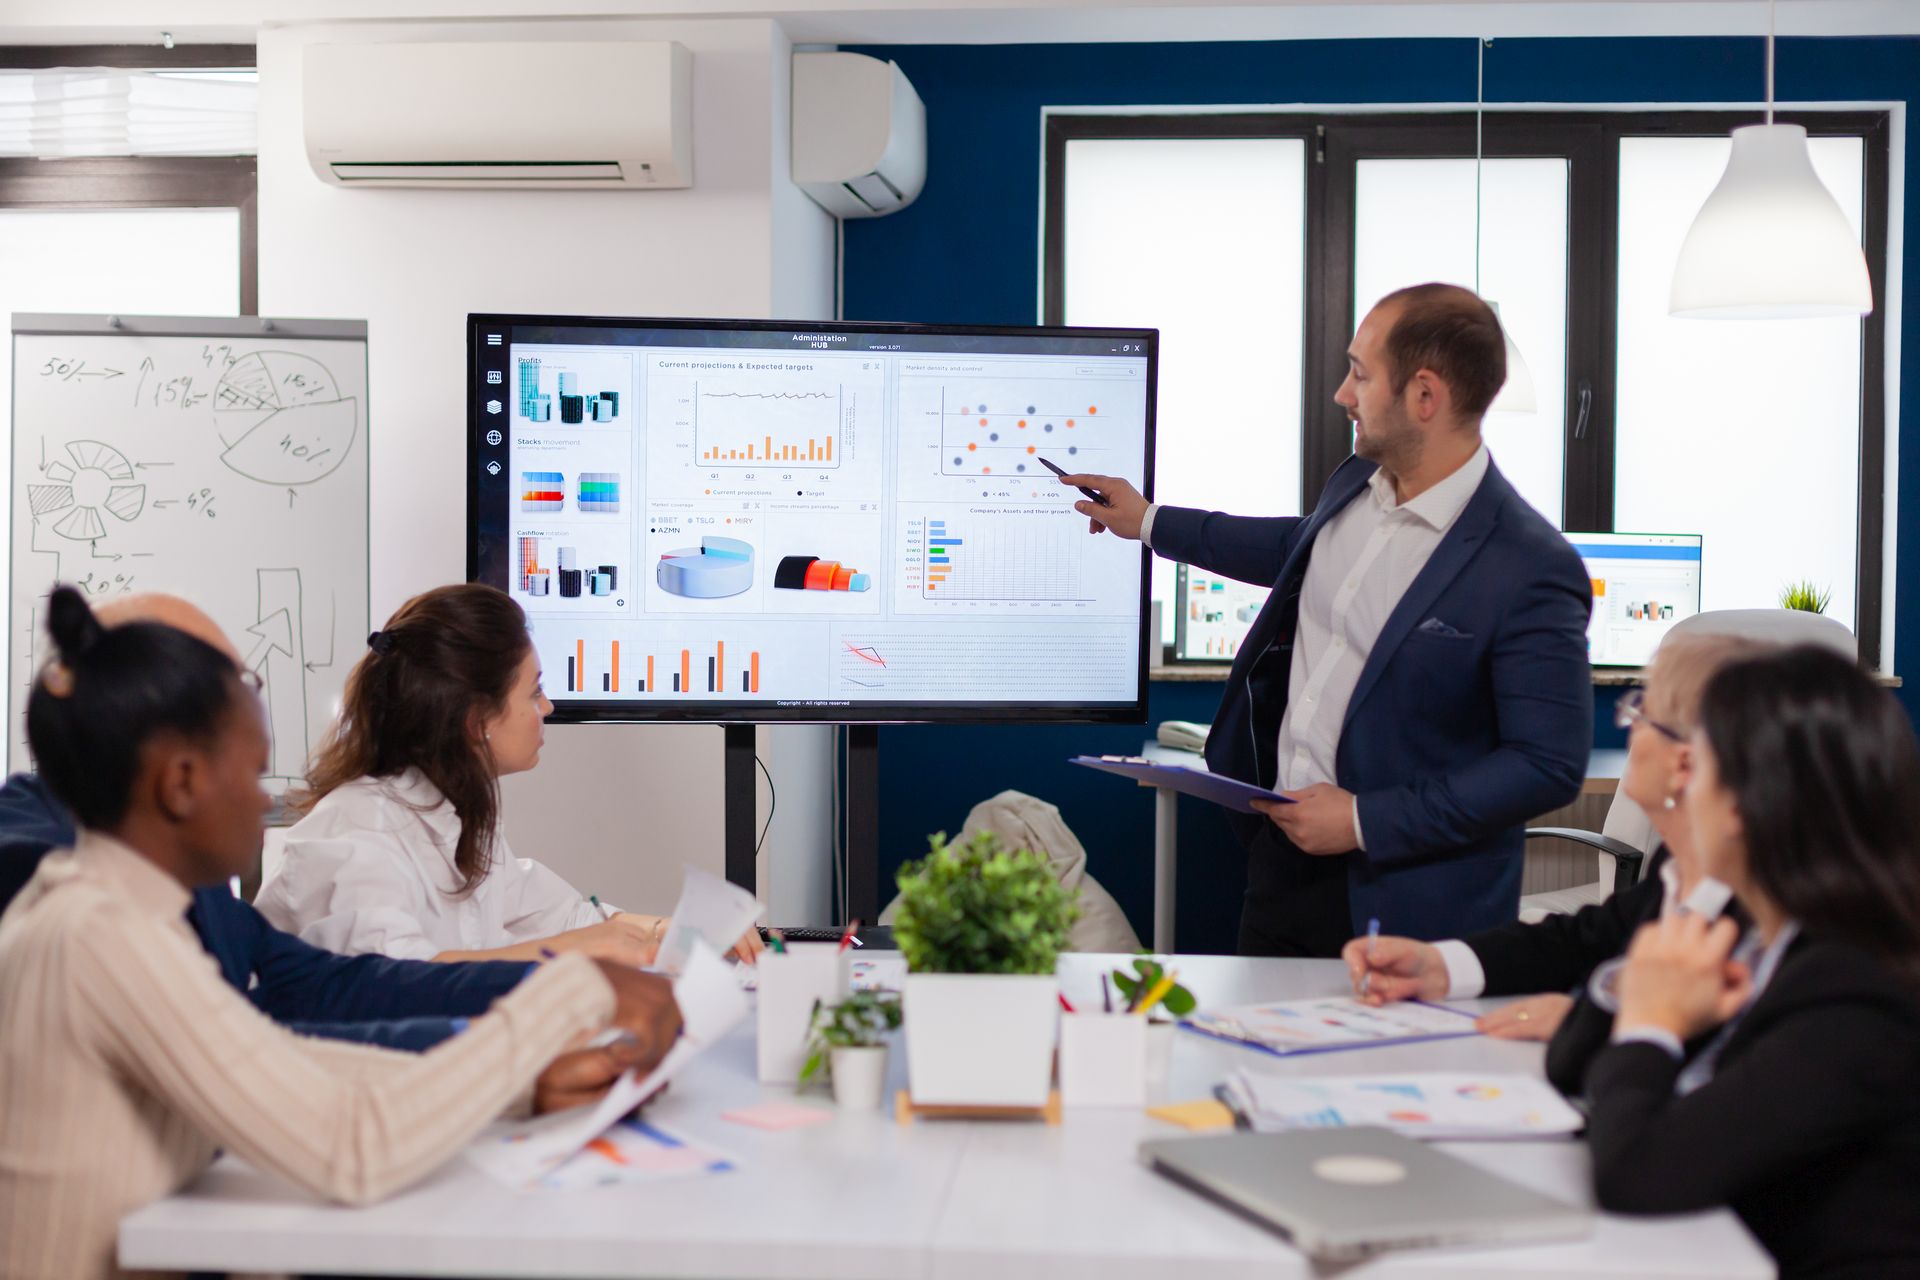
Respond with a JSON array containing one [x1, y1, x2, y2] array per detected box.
[[1150, 454, 1592, 940], [0, 773, 527, 1050]]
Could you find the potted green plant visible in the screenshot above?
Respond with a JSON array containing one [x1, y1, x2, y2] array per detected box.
[[892, 830, 1081, 1106], [798, 991, 902, 1109], [1781, 580, 1832, 614], [1112, 956, 1197, 1088]]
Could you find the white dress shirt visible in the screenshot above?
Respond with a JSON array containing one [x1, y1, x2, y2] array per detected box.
[[255, 769, 615, 960], [1148, 445, 1490, 852]]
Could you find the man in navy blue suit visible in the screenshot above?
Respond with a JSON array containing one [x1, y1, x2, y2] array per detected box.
[[1063, 284, 1592, 956]]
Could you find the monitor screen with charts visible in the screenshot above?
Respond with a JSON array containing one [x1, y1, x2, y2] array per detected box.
[[1173, 563, 1270, 663], [1569, 532, 1703, 668], [467, 315, 1156, 723]]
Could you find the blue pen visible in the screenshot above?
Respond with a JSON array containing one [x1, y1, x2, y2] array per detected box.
[[1359, 917, 1381, 998]]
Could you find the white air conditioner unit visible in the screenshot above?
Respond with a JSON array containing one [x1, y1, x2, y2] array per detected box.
[[304, 41, 691, 190], [792, 51, 925, 218]]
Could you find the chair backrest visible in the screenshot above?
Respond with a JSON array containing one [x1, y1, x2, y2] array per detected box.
[[1595, 607, 1856, 883]]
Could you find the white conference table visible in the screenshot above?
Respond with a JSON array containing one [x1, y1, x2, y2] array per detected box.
[[120, 954, 1773, 1279]]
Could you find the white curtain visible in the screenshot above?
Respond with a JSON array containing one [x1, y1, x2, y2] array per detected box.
[[0, 68, 256, 158]]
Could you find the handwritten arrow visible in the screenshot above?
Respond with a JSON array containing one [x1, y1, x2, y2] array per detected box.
[[75, 368, 124, 379], [304, 592, 337, 672], [135, 462, 175, 470], [287, 488, 298, 508], [88, 540, 122, 562], [244, 608, 295, 670]]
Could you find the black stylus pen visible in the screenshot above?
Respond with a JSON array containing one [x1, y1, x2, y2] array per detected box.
[[1036, 455, 1113, 507]]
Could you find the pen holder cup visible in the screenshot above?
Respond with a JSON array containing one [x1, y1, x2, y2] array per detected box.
[[756, 944, 849, 1084], [1145, 1019, 1176, 1090], [1058, 1013, 1149, 1107]]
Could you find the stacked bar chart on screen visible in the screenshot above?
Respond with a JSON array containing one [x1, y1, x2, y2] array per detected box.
[[922, 516, 1086, 601]]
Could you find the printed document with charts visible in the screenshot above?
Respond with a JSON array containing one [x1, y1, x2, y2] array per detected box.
[[466, 939, 748, 1188], [1186, 996, 1480, 1057], [1221, 1069, 1585, 1140]]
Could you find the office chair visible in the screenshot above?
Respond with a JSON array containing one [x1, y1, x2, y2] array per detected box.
[[1518, 607, 1857, 922]]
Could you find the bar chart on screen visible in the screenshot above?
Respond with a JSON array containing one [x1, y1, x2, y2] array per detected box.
[[905, 514, 1087, 602], [695, 380, 843, 467], [558, 636, 765, 696]]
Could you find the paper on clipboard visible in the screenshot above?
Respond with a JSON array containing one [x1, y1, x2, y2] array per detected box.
[[1069, 755, 1295, 813], [466, 940, 748, 1188]]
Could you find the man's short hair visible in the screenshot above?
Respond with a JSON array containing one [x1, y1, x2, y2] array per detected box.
[[1376, 283, 1507, 419]]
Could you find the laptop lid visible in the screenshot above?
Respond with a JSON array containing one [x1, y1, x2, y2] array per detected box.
[[1140, 1127, 1592, 1263]]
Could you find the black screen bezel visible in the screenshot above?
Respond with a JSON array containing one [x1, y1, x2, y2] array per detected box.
[[467, 312, 1158, 725]]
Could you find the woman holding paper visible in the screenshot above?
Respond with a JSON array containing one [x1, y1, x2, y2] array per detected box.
[[256, 584, 762, 966], [1585, 646, 1920, 1278], [1342, 631, 1760, 1045], [0, 588, 679, 1280]]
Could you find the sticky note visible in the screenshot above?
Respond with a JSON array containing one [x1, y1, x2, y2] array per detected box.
[[1146, 1099, 1236, 1132], [722, 1102, 835, 1131]]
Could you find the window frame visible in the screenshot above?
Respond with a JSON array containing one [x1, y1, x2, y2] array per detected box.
[[1042, 107, 1891, 668], [0, 44, 259, 314]]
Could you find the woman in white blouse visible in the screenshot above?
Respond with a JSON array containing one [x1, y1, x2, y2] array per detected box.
[[257, 584, 760, 966]]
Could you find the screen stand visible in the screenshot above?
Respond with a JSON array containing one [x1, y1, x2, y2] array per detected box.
[[723, 725, 757, 893], [847, 725, 880, 924]]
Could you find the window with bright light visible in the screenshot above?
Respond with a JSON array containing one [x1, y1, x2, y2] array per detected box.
[[1061, 134, 1307, 645], [1615, 135, 1866, 623]]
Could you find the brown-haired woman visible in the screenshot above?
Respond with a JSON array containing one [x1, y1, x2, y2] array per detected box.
[[255, 584, 760, 966]]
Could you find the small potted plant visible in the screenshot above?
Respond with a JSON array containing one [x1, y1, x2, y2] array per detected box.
[[893, 830, 1081, 1107], [1780, 580, 1832, 614], [1112, 956, 1196, 1087], [798, 991, 902, 1109]]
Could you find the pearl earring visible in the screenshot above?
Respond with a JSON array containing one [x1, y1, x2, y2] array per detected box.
[[1662, 794, 1678, 811]]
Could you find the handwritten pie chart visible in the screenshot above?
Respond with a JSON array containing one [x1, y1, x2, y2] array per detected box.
[[212, 351, 358, 486]]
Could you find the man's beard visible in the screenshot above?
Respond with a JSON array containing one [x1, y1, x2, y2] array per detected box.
[[1351, 403, 1423, 474]]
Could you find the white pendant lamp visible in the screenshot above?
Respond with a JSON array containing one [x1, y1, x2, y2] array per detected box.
[[1474, 38, 1537, 414], [1668, 0, 1872, 319]]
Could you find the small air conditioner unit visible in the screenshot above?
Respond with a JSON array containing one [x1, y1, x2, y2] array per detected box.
[[303, 41, 691, 190], [792, 52, 925, 218]]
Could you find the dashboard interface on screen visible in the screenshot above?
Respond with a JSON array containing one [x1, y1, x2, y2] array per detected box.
[[1569, 531, 1703, 668], [1173, 563, 1270, 663], [468, 316, 1156, 722]]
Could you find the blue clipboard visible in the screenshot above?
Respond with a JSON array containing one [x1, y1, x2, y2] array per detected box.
[[1069, 755, 1296, 814]]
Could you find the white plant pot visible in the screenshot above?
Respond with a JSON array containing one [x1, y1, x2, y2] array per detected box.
[[902, 973, 1058, 1107], [829, 1045, 888, 1110]]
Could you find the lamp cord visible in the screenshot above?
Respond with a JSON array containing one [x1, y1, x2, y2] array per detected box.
[[1474, 36, 1485, 294], [1765, 0, 1776, 125]]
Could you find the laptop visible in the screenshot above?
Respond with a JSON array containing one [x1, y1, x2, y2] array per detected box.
[[1140, 1128, 1593, 1263]]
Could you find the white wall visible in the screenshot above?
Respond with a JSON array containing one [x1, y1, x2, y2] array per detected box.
[[258, 16, 835, 917]]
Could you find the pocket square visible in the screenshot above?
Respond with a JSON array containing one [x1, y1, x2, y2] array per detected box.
[[1416, 617, 1472, 639]]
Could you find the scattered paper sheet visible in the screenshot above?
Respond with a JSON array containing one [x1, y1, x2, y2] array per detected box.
[[467, 940, 749, 1188], [1221, 1070, 1585, 1140], [657, 865, 762, 977], [1187, 996, 1480, 1056], [721, 1102, 834, 1131], [535, 1118, 736, 1190]]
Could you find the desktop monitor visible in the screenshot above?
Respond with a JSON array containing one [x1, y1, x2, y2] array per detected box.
[[467, 315, 1157, 723], [1172, 563, 1270, 663], [1567, 531, 1703, 668]]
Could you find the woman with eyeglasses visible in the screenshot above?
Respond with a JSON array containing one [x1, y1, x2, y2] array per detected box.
[[1586, 645, 1920, 1278], [1344, 632, 1760, 1085]]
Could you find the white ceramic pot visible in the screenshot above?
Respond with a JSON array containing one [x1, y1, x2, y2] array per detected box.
[[902, 972, 1059, 1107], [829, 1045, 889, 1109]]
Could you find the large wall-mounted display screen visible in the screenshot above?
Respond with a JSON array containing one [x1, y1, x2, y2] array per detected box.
[[468, 315, 1156, 723]]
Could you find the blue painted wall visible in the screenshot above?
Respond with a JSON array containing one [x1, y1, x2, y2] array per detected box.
[[843, 35, 1918, 952]]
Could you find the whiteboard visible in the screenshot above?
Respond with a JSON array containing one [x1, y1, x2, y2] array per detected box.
[[9, 314, 368, 789]]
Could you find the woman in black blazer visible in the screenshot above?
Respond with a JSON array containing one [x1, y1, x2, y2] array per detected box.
[[1587, 646, 1920, 1279]]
